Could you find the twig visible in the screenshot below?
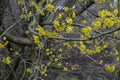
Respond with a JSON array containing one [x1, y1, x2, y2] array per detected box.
[[20, 61, 26, 80], [0, 8, 16, 17], [0, 19, 22, 39], [3, 71, 11, 80], [49, 27, 120, 41]]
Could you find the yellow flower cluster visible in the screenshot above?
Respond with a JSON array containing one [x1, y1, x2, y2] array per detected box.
[[36, 25, 45, 37], [17, 0, 23, 5], [45, 48, 53, 56], [63, 42, 72, 49], [0, 36, 9, 49], [95, 46, 101, 53], [35, 4, 45, 16], [27, 11, 32, 18], [81, 26, 92, 37], [45, 4, 54, 11], [66, 18, 73, 25], [64, 7, 69, 12], [113, 9, 118, 16], [84, 42, 108, 55], [103, 18, 114, 27], [105, 65, 115, 73], [54, 20, 65, 31], [114, 19, 120, 27], [79, 44, 86, 51], [0, 43, 5, 48], [56, 13, 64, 19], [27, 1, 35, 7], [33, 34, 40, 44], [35, 25, 58, 38], [40, 63, 47, 76], [2, 57, 11, 65], [54, 20, 60, 27], [26, 68, 33, 74], [33, 34, 43, 48], [66, 26, 73, 34], [98, 10, 115, 18], [40, 70, 47, 76], [70, 11, 76, 18], [92, 20, 101, 29]]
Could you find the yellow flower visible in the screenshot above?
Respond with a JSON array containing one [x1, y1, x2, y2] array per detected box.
[[114, 51, 119, 55], [64, 7, 69, 12], [57, 63, 62, 67], [81, 26, 92, 36], [103, 19, 114, 27], [99, 60, 103, 64], [33, 34, 40, 43], [92, 21, 101, 29], [27, 11, 32, 18], [54, 58, 58, 62], [114, 19, 120, 26], [35, 25, 45, 37], [46, 48, 49, 52], [18, 0, 23, 5], [54, 20, 60, 28], [26, 68, 33, 74], [66, 18, 73, 25], [63, 67, 68, 71], [109, 3, 113, 7], [113, 9, 118, 16], [66, 26, 73, 34], [116, 57, 119, 61], [46, 52, 50, 56], [81, 20, 87, 25], [105, 65, 115, 73], [2, 57, 11, 65], [79, 44, 86, 51], [57, 13, 64, 19], [40, 70, 46, 75], [95, 46, 101, 53], [20, 14, 25, 19], [71, 11, 76, 18], [98, 10, 114, 18], [2, 36, 7, 41], [59, 48, 62, 52], [45, 4, 54, 11], [14, 51, 19, 56], [27, 1, 35, 7]]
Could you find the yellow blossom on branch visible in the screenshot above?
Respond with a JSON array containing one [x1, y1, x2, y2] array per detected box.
[[79, 44, 86, 51], [33, 34, 40, 43], [63, 67, 68, 71], [81, 26, 92, 37], [64, 7, 69, 12], [45, 4, 54, 11], [27, 1, 35, 7], [92, 21, 101, 29], [2, 57, 11, 65], [66, 18, 73, 25], [27, 11, 32, 18], [2, 36, 7, 41], [103, 18, 114, 27], [105, 65, 115, 73], [26, 68, 33, 74], [66, 26, 73, 34]]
